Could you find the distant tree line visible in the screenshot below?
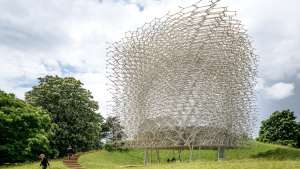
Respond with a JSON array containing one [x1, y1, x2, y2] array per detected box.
[[0, 75, 122, 164]]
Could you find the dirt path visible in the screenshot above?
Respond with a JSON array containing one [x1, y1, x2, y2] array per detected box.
[[63, 155, 83, 169]]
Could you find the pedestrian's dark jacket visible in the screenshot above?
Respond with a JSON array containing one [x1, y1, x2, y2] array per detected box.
[[67, 147, 74, 154], [40, 157, 49, 167]]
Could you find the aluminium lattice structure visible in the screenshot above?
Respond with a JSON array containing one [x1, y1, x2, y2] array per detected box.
[[106, 0, 257, 151]]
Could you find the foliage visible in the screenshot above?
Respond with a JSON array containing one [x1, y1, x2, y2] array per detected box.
[[25, 75, 103, 155], [257, 109, 300, 148], [101, 116, 125, 142], [0, 90, 53, 164], [101, 116, 126, 151], [103, 143, 114, 152], [103, 142, 127, 152]]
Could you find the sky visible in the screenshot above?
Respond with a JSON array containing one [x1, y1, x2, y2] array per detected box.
[[0, 0, 300, 132]]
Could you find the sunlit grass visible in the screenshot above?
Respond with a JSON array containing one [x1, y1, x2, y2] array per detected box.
[[0, 159, 67, 169], [136, 160, 300, 169], [79, 141, 300, 169], [1, 142, 299, 169]]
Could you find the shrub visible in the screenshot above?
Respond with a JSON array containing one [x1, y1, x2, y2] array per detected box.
[[257, 110, 300, 148]]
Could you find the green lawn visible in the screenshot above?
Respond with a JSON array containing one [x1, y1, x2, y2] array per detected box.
[[1, 142, 299, 169], [0, 159, 67, 169], [131, 160, 300, 169], [79, 142, 300, 169]]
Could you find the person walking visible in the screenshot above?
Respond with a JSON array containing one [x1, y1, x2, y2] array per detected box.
[[39, 154, 50, 169], [67, 145, 74, 160]]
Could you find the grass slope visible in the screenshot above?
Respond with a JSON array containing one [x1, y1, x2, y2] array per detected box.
[[79, 142, 300, 169], [1, 142, 299, 169]]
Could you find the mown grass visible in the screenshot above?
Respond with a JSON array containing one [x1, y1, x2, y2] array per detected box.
[[1, 142, 299, 169], [0, 159, 67, 169], [79, 141, 300, 169], [134, 160, 300, 169]]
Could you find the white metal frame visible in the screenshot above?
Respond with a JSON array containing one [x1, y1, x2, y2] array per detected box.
[[106, 0, 257, 150]]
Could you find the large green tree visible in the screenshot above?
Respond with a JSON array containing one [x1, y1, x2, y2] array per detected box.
[[257, 109, 300, 148], [25, 75, 103, 155], [0, 90, 53, 164]]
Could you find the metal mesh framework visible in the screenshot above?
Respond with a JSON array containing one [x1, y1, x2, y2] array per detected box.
[[107, 0, 257, 149]]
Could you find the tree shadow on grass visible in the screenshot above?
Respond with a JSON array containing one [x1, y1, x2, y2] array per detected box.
[[251, 148, 300, 160]]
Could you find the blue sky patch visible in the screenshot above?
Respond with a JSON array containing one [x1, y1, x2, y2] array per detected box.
[[58, 62, 80, 75]]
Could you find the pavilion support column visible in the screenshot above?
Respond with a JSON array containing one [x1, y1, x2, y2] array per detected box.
[[189, 145, 194, 161], [217, 147, 225, 160], [198, 146, 201, 160], [150, 148, 152, 164], [156, 149, 160, 163], [144, 149, 149, 165], [178, 148, 182, 162]]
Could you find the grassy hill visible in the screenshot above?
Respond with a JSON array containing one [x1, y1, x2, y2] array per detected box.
[[1, 141, 299, 169], [78, 141, 300, 169]]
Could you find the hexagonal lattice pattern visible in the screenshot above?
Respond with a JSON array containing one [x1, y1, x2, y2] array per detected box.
[[107, 0, 257, 149]]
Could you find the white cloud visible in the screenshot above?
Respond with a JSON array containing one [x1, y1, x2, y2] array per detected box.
[[255, 78, 265, 92], [1, 0, 300, 120], [264, 82, 295, 100], [0, 0, 207, 116], [73, 72, 110, 116], [255, 79, 295, 100]]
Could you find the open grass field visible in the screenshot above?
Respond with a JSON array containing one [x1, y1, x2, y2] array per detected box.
[[1, 142, 300, 169], [0, 160, 67, 169], [78, 142, 300, 169]]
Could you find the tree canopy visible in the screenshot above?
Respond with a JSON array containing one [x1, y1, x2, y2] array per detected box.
[[0, 90, 53, 164], [101, 116, 126, 151], [25, 75, 103, 155], [101, 116, 125, 142], [257, 109, 300, 148]]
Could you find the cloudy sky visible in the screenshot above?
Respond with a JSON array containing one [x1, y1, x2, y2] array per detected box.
[[1, 0, 300, 132]]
